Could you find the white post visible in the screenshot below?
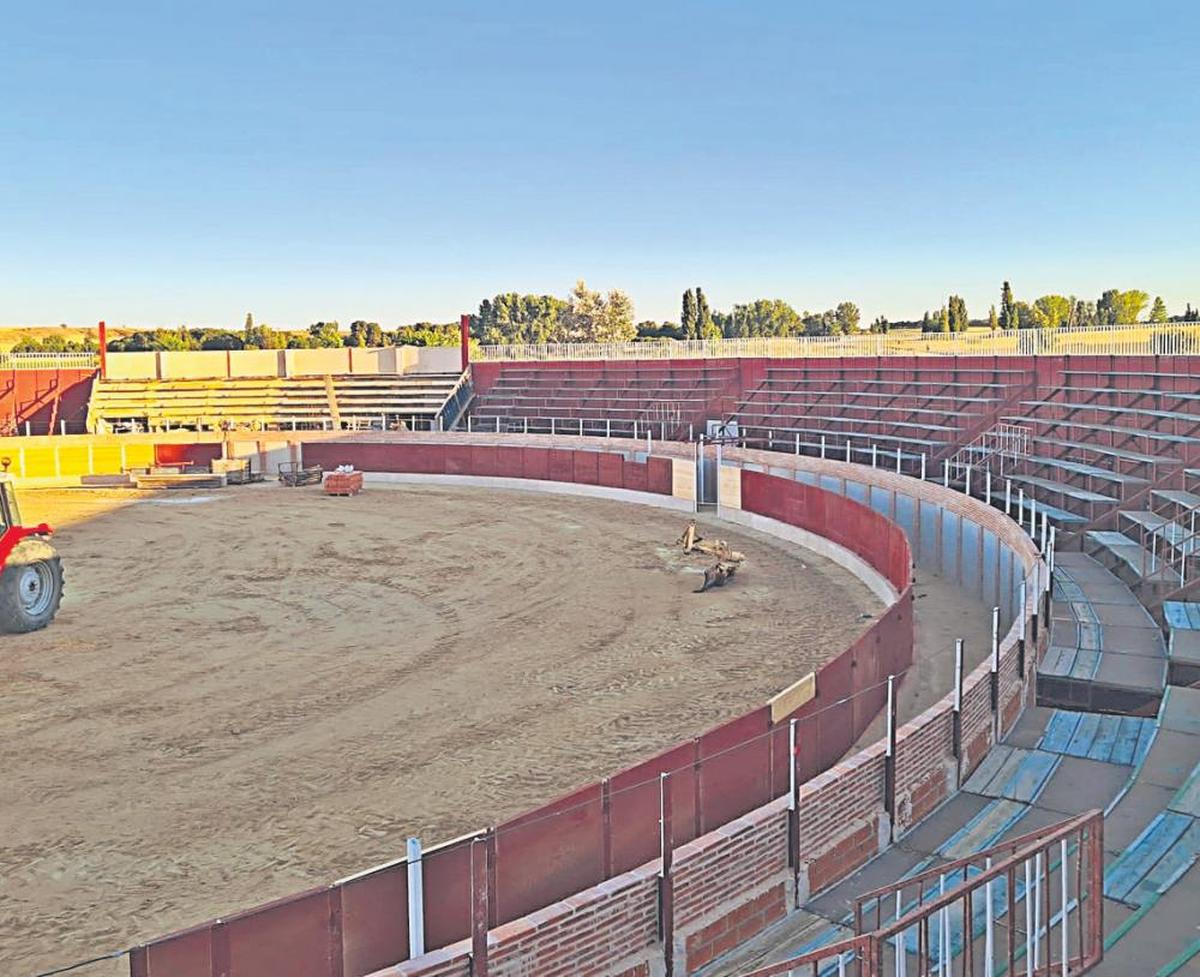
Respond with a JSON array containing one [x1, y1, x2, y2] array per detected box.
[[579, 418, 584, 437], [954, 639, 964, 713], [992, 606, 1000, 674], [59, 419, 66, 435], [407, 837, 425, 958], [872, 444, 878, 468], [632, 420, 638, 440], [467, 415, 474, 432], [795, 432, 801, 455], [1025, 855, 1034, 977], [1049, 527, 1057, 576], [965, 465, 972, 497], [1006, 479, 1012, 516], [1033, 852, 1042, 970], [646, 430, 651, 454], [985, 856, 995, 977], [896, 447, 902, 473], [1029, 497, 1037, 536], [885, 675, 895, 758], [788, 719, 797, 811], [895, 889, 907, 977], [495, 415, 500, 433], [845, 440, 852, 462], [1019, 489, 1025, 524], [24, 421, 30, 436], [921, 454, 927, 482], [1060, 838, 1069, 977], [606, 418, 611, 438], [820, 435, 826, 459], [986, 469, 992, 504], [1040, 510, 1049, 553], [943, 458, 950, 487], [523, 416, 528, 435], [550, 417, 556, 435], [938, 874, 949, 977]]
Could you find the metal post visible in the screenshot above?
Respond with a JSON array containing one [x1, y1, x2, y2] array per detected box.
[[1018, 581, 1028, 678], [470, 837, 489, 977], [965, 465, 972, 497], [633, 420, 638, 440], [550, 417, 555, 436], [952, 638, 964, 769], [407, 838, 425, 958], [1005, 479, 1012, 515], [467, 415, 474, 432], [1040, 510, 1049, 553], [872, 443, 878, 468], [921, 453, 927, 482], [820, 435, 826, 459], [1018, 488, 1025, 525], [1060, 838, 1069, 977], [984, 855, 995, 977], [495, 416, 500, 434], [896, 447, 902, 473], [991, 605, 1001, 738], [659, 772, 675, 977], [788, 718, 797, 812], [1025, 856, 1034, 977], [1033, 852, 1042, 972], [986, 469, 992, 505], [1049, 527, 1056, 577], [579, 418, 584, 437], [795, 432, 801, 455], [646, 430, 652, 455], [884, 674, 896, 838], [845, 440, 851, 462], [59, 419, 66, 436], [943, 458, 950, 487]]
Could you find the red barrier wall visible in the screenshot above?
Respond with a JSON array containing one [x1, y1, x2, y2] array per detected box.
[[130, 442, 914, 977], [0, 368, 95, 435]]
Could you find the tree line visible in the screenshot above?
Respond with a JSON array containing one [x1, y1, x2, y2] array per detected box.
[[9, 282, 1196, 353]]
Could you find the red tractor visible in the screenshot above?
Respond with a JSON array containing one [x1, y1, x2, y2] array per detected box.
[[0, 474, 62, 632]]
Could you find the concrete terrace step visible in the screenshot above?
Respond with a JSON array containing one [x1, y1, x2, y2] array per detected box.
[[1007, 472, 1116, 504], [1005, 414, 1200, 446], [1118, 512, 1200, 555], [1085, 531, 1183, 584], [1023, 456, 1149, 487], [1153, 489, 1200, 508]]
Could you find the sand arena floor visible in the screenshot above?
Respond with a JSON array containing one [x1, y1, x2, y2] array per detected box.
[[0, 483, 881, 974]]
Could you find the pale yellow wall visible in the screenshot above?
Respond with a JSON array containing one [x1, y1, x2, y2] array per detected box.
[[413, 347, 462, 374], [105, 352, 159, 380], [228, 350, 284, 377], [285, 348, 352, 376], [159, 351, 229, 379], [671, 457, 696, 502], [718, 465, 742, 509]]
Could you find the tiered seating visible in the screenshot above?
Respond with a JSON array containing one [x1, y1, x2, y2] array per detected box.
[[729, 364, 1031, 469], [86, 373, 462, 433], [467, 363, 739, 438]]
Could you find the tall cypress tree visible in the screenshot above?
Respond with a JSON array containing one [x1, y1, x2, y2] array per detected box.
[[696, 287, 712, 339], [681, 289, 697, 339], [1000, 281, 1016, 330]]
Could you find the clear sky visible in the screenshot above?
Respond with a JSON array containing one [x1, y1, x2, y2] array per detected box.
[[3, 1, 1197, 329]]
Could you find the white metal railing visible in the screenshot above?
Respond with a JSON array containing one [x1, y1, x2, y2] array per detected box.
[[947, 423, 1033, 482], [473, 321, 1200, 362], [0, 351, 100, 370]]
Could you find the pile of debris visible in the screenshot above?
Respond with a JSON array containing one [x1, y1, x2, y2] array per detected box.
[[676, 520, 746, 593]]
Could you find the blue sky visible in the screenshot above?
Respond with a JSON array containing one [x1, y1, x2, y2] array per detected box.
[[2, 1, 1197, 329]]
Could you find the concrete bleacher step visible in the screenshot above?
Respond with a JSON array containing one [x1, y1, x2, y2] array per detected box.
[[1086, 530, 1183, 585], [1034, 437, 1168, 468], [1153, 488, 1200, 507], [1119, 511, 1200, 556], [1105, 811, 1200, 908]]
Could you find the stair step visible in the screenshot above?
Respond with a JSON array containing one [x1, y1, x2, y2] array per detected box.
[[1153, 489, 1200, 509], [1086, 531, 1184, 583]]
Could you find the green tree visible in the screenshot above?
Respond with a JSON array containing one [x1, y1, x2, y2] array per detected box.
[[1000, 281, 1017, 330], [1014, 301, 1048, 329], [835, 301, 861, 333], [474, 293, 568, 345], [730, 299, 803, 337], [681, 289, 698, 340], [1148, 296, 1168, 323], [947, 295, 969, 332], [346, 321, 384, 347], [695, 287, 714, 339], [1033, 294, 1072, 329], [562, 280, 636, 342], [308, 322, 342, 347], [988, 305, 999, 331], [1097, 288, 1150, 325], [869, 316, 890, 334]]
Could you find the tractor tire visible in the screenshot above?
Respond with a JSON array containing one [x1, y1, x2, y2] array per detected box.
[[0, 537, 63, 633]]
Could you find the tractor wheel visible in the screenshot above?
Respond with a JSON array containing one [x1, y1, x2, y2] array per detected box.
[[0, 538, 63, 633]]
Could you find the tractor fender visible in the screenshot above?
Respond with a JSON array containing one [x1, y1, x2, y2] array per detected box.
[[0, 525, 54, 571]]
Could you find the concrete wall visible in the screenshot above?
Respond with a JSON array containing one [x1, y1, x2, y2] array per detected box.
[[103, 346, 460, 380]]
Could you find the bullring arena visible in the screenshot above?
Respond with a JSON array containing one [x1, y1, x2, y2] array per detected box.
[[2, 325, 1199, 977]]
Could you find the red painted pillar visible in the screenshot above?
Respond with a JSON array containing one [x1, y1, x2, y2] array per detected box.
[[97, 320, 108, 378], [460, 314, 471, 372]]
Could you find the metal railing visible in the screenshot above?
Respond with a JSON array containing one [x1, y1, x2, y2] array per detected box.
[[0, 351, 100, 370], [734, 810, 1104, 977], [947, 424, 1033, 483], [473, 322, 1200, 362]]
